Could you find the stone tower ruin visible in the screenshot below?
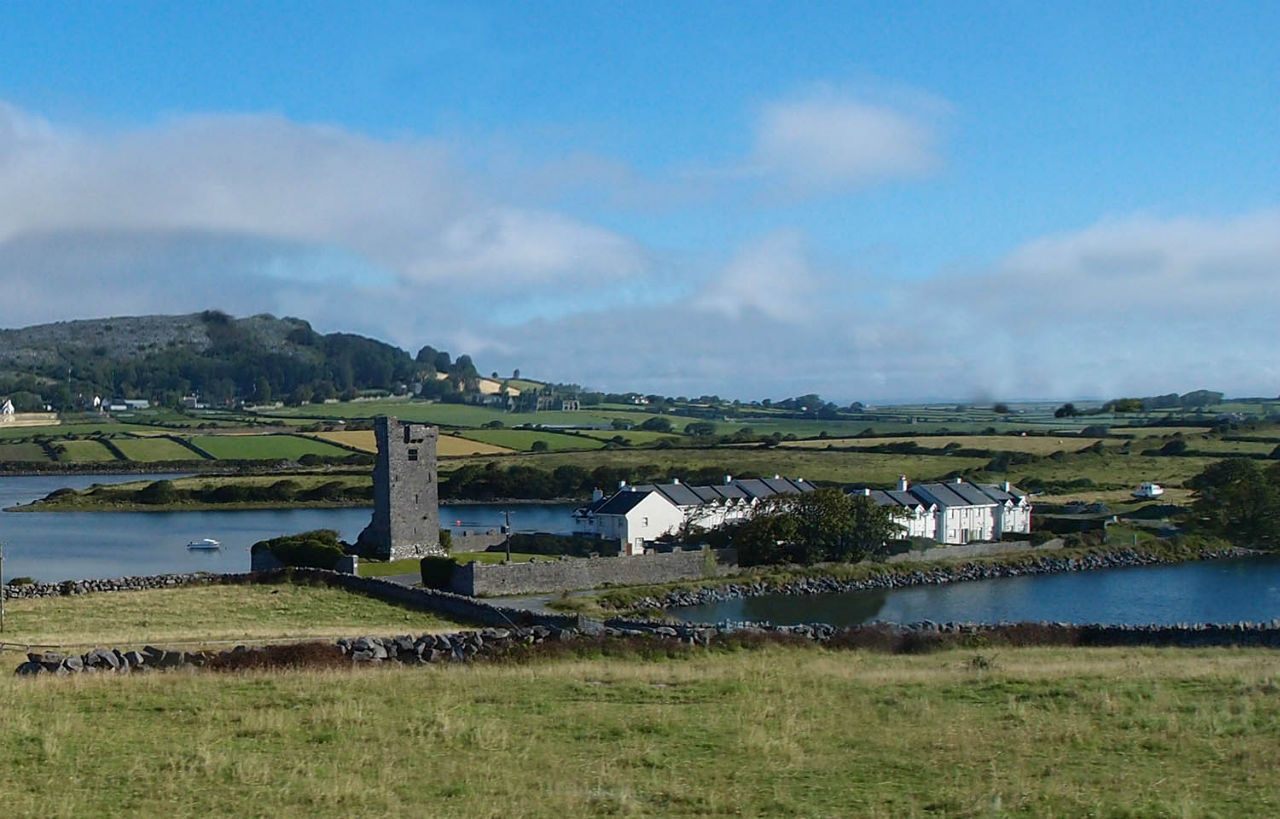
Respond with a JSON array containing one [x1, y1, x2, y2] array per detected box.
[[356, 416, 441, 560]]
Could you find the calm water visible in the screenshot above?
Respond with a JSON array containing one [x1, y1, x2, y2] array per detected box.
[[0, 474, 574, 582], [671, 556, 1280, 626]]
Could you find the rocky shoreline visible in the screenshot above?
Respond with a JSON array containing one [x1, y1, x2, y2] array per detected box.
[[633, 545, 1256, 612]]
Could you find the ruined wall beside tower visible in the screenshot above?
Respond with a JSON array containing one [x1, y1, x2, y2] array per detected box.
[[357, 416, 441, 560]]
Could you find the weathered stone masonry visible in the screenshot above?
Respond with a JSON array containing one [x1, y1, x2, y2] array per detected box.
[[451, 547, 739, 597], [357, 416, 441, 560]]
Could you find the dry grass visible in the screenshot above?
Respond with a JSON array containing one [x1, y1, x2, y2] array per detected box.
[[1, 645, 1278, 816]]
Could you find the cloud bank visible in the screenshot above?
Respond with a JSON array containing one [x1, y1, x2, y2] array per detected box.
[[1, 98, 1276, 402]]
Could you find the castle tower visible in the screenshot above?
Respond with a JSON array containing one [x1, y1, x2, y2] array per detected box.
[[357, 416, 441, 560]]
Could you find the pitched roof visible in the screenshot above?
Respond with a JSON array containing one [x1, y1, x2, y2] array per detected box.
[[593, 489, 656, 516]]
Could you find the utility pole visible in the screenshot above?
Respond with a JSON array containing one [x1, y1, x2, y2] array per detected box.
[[503, 510, 512, 562], [1, 540, 6, 633]]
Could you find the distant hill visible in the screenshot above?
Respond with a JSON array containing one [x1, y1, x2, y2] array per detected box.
[[0, 310, 477, 409]]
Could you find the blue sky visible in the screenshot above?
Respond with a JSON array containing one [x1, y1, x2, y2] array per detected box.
[[1, 2, 1277, 401]]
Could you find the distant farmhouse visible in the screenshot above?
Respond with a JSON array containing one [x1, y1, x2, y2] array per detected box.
[[575, 475, 818, 555], [857, 476, 1032, 545], [1, 397, 12, 418]]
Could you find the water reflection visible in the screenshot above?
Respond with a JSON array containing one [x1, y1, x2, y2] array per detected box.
[[671, 557, 1280, 627]]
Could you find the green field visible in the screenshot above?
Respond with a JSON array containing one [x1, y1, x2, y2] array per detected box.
[[1, 645, 1277, 815], [188, 434, 351, 460], [54, 439, 119, 462], [456, 428, 605, 452], [265, 400, 620, 428], [575, 428, 684, 446], [112, 436, 203, 462], [0, 442, 50, 461], [453, 447, 991, 484], [0, 584, 464, 652]]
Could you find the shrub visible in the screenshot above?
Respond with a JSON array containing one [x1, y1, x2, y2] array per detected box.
[[136, 479, 179, 505], [251, 529, 346, 570], [438, 528, 453, 551]]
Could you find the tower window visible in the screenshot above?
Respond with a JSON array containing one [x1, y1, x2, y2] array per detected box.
[[407, 448, 419, 461]]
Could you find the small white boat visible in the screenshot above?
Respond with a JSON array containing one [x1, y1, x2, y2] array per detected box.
[[1133, 482, 1165, 499], [186, 538, 222, 550]]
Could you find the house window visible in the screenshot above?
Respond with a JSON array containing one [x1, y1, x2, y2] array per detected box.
[[642, 516, 649, 526], [407, 448, 419, 461]]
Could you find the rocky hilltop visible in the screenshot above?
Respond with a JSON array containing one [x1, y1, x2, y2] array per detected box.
[[0, 311, 319, 373]]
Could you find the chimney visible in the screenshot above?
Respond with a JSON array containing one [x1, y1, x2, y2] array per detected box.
[[773, 473, 781, 479], [592, 488, 604, 502], [954, 476, 963, 485], [1003, 481, 1011, 492], [672, 477, 680, 485], [618, 479, 627, 489], [724, 474, 733, 485], [898, 476, 909, 491], [863, 488, 872, 496]]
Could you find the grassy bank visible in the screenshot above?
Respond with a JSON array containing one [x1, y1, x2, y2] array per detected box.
[[2, 645, 1278, 815], [0, 584, 464, 654]]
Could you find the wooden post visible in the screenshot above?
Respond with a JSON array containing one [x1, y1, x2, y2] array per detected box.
[[1, 540, 6, 633]]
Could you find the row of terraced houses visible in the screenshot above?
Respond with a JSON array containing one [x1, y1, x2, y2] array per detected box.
[[574, 474, 1032, 555]]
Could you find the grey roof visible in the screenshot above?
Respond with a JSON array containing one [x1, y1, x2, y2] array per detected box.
[[977, 483, 1028, 504], [590, 476, 815, 515], [911, 483, 972, 509], [593, 490, 653, 516]]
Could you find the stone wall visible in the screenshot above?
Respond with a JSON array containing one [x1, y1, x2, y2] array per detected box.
[[884, 538, 1064, 564], [451, 531, 508, 553], [451, 548, 738, 597]]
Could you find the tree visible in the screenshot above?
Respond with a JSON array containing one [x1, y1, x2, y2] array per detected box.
[[993, 403, 1010, 415], [683, 421, 717, 437], [732, 488, 902, 566], [513, 369, 521, 379], [1188, 458, 1280, 550], [1054, 403, 1079, 418], [530, 439, 549, 452], [639, 417, 673, 433]]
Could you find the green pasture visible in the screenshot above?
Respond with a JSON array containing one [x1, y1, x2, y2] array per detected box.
[[0, 442, 50, 462], [187, 434, 351, 461], [455, 428, 605, 452], [453, 447, 990, 484], [576, 428, 684, 445], [1, 646, 1278, 816], [111, 436, 202, 462], [54, 439, 119, 462], [0, 584, 464, 652]]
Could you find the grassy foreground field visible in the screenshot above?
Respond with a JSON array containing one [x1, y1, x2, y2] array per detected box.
[[1, 645, 1278, 815], [0, 584, 463, 653]]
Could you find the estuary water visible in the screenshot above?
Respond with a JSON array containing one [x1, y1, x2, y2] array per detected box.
[[0, 474, 574, 582], [669, 556, 1280, 627]]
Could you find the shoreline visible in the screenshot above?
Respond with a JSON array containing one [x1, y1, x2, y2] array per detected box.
[[621, 543, 1257, 615], [6, 495, 585, 513]]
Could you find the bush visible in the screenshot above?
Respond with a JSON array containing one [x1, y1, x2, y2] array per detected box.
[[251, 529, 346, 570], [420, 556, 459, 590], [438, 528, 453, 551], [136, 479, 179, 505]]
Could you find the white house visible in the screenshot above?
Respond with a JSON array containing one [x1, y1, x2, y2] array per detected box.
[[1, 398, 13, 418], [858, 476, 1032, 545], [574, 475, 819, 555]]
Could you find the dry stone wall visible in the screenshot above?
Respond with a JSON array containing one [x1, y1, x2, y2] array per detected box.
[[451, 548, 738, 597]]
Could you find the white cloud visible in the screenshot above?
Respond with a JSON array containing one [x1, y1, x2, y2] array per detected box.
[[750, 90, 944, 191], [695, 230, 818, 322], [0, 102, 642, 287]]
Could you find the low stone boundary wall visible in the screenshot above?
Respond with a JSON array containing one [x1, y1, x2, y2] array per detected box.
[[452, 547, 738, 597], [451, 531, 508, 553], [17, 618, 1280, 677], [0, 568, 581, 630], [884, 538, 1064, 564]]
